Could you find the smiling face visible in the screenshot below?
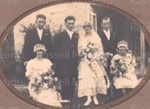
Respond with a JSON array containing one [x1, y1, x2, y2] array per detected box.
[[36, 18, 46, 30], [83, 25, 92, 34], [36, 50, 44, 59], [65, 19, 75, 31], [118, 46, 127, 56]]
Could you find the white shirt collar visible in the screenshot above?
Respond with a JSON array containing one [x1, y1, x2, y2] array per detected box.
[[66, 29, 74, 39], [103, 29, 111, 40], [36, 27, 43, 40]]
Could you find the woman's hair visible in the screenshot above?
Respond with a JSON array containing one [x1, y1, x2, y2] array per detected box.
[[78, 28, 100, 44], [117, 40, 129, 49], [34, 50, 46, 58], [34, 43, 47, 53], [35, 49, 45, 53], [83, 22, 93, 29]]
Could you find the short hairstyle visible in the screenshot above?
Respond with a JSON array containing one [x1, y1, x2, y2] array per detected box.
[[36, 14, 46, 20], [102, 17, 110, 22], [64, 16, 76, 23], [83, 22, 92, 29]]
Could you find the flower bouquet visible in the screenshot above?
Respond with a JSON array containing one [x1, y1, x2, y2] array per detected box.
[[29, 69, 58, 94], [110, 57, 128, 78], [79, 42, 100, 62], [79, 42, 108, 76]]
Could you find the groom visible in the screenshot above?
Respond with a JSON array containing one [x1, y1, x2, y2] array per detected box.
[[53, 16, 79, 102]]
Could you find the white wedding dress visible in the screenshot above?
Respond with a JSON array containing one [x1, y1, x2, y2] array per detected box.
[[78, 30, 108, 97]]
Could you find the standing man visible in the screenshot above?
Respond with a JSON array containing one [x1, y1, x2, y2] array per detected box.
[[53, 16, 79, 102], [23, 14, 53, 65], [98, 17, 118, 101]]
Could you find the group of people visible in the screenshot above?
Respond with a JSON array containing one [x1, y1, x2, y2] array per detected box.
[[23, 14, 139, 107]]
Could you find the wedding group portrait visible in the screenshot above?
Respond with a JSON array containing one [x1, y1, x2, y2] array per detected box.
[[1, 3, 150, 109]]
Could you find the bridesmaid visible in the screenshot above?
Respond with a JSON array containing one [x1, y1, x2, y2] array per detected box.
[[110, 40, 139, 94]]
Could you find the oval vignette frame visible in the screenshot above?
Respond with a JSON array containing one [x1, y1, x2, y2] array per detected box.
[[0, 0, 150, 109]]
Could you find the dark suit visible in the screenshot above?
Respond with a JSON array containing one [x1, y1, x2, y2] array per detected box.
[[53, 30, 78, 100], [22, 28, 53, 62], [98, 30, 118, 100], [98, 30, 117, 55]]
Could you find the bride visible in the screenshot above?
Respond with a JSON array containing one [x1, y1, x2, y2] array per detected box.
[[78, 22, 110, 106]]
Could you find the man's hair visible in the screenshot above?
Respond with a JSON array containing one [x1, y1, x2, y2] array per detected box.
[[64, 16, 76, 23], [36, 14, 46, 20], [102, 17, 110, 22]]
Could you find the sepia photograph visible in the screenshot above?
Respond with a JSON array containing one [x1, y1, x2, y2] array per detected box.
[[1, 2, 150, 109]]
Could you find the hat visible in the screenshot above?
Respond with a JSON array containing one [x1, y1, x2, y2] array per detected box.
[[83, 22, 92, 28], [117, 40, 128, 49], [34, 43, 46, 53]]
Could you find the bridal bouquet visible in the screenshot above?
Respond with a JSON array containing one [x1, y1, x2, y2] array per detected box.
[[79, 42, 113, 68], [29, 69, 58, 94], [79, 42, 111, 76], [79, 42, 100, 62]]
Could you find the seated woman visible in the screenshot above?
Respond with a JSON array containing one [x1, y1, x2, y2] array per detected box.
[[110, 40, 139, 95], [25, 43, 68, 108]]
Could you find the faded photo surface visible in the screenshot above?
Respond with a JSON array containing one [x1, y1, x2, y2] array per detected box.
[[1, 3, 150, 108]]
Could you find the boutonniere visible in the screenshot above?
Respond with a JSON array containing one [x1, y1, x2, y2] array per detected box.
[[44, 33, 48, 36], [74, 35, 78, 39], [43, 29, 49, 36], [111, 32, 115, 37], [72, 31, 79, 38], [74, 33, 79, 39], [112, 33, 116, 40]]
